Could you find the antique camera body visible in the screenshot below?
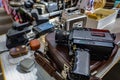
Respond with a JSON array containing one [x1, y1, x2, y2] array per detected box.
[[6, 22, 31, 49], [55, 28, 115, 60], [31, 8, 49, 25], [33, 3, 46, 14], [33, 22, 55, 37], [17, 8, 34, 23], [55, 28, 115, 80], [6, 21, 55, 49], [24, 0, 34, 8], [61, 10, 87, 31], [41, 1, 58, 12]]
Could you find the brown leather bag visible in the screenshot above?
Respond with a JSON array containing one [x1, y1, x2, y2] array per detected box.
[[45, 32, 71, 72], [9, 45, 28, 58]]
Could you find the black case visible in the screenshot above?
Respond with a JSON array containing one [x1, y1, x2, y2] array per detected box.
[[68, 50, 90, 80], [69, 28, 115, 60]]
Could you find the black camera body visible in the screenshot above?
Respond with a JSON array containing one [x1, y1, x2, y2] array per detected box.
[[55, 28, 115, 60], [33, 22, 55, 38], [6, 22, 31, 49], [55, 28, 115, 80], [6, 21, 55, 49]]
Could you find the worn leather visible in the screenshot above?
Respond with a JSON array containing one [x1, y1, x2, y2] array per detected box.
[[45, 32, 71, 71], [9, 45, 28, 58]]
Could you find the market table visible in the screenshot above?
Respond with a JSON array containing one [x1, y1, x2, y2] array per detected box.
[[1, 17, 120, 80], [0, 34, 55, 80]]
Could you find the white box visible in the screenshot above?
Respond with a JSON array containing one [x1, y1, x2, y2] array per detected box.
[[86, 9, 118, 29]]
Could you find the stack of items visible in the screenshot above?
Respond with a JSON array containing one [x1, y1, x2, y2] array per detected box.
[[86, 0, 117, 29], [0, 0, 119, 80]]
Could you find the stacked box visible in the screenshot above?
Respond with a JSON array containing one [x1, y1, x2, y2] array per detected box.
[[86, 8, 118, 29]]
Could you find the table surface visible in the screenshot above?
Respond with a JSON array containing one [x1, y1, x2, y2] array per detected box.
[[0, 18, 120, 80], [0, 35, 55, 80]]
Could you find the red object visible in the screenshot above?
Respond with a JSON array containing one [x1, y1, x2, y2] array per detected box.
[[91, 28, 109, 32], [2, 0, 11, 15], [30, 39, 40, 51]]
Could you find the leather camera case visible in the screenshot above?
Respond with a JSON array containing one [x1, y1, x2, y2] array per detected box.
[[10, 45, 28, 58]]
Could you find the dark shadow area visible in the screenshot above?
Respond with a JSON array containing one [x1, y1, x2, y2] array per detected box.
[[0, 64, 4, 80], [103, 61, 120, 80]]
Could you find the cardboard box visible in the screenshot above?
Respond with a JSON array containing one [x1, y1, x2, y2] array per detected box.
[[86, 8, 118, 29]]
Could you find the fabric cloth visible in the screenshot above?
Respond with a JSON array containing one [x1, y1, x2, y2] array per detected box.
[[2, 0, 11, 14], [0, 0, 2, 7]]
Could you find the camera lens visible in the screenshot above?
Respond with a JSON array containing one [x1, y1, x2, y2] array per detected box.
[[55, 30, 69, 44]]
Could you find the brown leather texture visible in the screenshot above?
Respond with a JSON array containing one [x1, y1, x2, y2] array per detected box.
[[34, 52, 64, 80], [30, 39, 40, 51], [9, 45, 28, 58], [45, 32, 71, 71]]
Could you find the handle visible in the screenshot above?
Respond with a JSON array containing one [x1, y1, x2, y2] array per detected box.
[[68, 49, 90, 80]]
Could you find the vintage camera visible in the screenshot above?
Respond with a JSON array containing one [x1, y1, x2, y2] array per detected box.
[[33, 3, 46, 14], [31, 8, 49, 25], [33, 22, 55, 37], [6, 22, 31, 49], [24, 0, 34, 8], [6, 21, 55, 49], [55, 28, 115, 80], [41, 1, 58, 12], [55, 28, 115, 60], [18, 8, 34, 23], [61, 10, 87, 31], [55, 29, 70, 44]]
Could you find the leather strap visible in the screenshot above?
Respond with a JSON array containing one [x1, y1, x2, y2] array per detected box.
[[34, 53, 64, 80]]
